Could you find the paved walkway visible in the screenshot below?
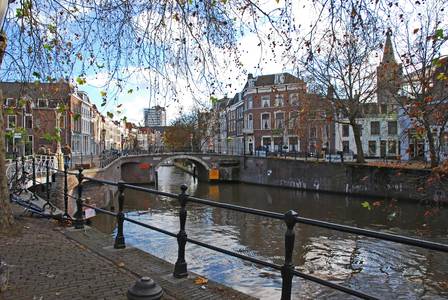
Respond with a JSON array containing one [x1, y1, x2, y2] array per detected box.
[[1, 198, 257, 300]]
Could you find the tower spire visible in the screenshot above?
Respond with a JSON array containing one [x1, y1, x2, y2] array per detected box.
[[381, 30, 396, 66]]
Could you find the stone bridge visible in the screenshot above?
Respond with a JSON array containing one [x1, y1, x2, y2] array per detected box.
[[119, 153, 242, 183]]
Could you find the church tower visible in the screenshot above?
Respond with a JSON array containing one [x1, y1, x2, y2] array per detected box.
[[377, 32, 402, 104]]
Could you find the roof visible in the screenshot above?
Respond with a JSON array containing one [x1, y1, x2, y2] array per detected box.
[[243, 72, 302, 89], [0, 82, 72, 100]]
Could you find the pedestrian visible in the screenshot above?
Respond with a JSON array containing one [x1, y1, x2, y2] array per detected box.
[[37, 145, 45, 155], [62, 144, 72, 167]]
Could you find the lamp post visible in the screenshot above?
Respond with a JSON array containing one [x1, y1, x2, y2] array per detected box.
[[243, 131, 246, 169], [101, 129, 106, 152]]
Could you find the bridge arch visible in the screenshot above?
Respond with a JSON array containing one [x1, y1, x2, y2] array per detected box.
[[154, 155, 211, 172]]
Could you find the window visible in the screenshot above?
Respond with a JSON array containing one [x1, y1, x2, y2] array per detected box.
[[275, 112, 284, 129], [388, 141, 397, 154], [369, 141, 376, 155], [342, 124, 349, 137], [248, 114, 253, 128], [262, 137, 271, 151], [247, 96, 253, 109], [342, 141, 350, 153], [262, 95, 270, 108], [289, 137, 298, 152], [289, 93, 299, 105], [325, 125, 331, 138], [388, 121, 397, 135], [262, 113, 270, 129], [310, 126, 317, 138], [371, 121, 380, 135], [7, 115, 16, 129], [275, 74, 285, 84], [275, 94, 284, 107], [6, 98, 16, 107], [249, 79, 255, 87], [38, 99, 47, 108], [59, 115, 65, 129], [289, 111, 298, 129], [25, 115, 33, 129]]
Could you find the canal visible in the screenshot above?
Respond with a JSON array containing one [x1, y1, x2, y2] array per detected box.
[[91, 166, 448, 299]]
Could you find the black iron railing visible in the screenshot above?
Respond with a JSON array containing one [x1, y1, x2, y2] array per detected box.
[[69, 168, 448, 300]]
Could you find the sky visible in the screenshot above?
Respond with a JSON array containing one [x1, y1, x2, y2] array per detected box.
[[80, 33, 290, 126], [76, 2, 314, 126]]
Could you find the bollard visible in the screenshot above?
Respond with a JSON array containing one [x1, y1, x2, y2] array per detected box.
[[126, 277, 163, 300], [173, 184, 188, 278], [281, 210, 298, 300], [114, 181, 126, 249], [75, 168, 85, 229]]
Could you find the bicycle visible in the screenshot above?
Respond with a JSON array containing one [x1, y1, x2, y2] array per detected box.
[[9, 194, 66, 221], [9, 170, 30, 196]]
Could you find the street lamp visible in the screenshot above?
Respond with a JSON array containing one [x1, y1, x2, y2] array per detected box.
[[243, 131, 246, 169], [101, 129, 106, 152], [121, 133, 124, 150]]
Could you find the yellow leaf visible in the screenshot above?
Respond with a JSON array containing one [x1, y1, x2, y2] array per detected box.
[[194, 276, 209, 284], [77, 245, 84, 248], [118, 263, 124, 267]]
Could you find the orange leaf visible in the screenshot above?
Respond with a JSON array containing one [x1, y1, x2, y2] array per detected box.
[[428, 178, 436, 183], [55, 292, 62, 296], [432, 167, 439, 171], [363, 176, 368, 180], [435, 173, 440, 179], [118, 263, 124, 267], [417, 187, 424, 192], [328, 116, 333, 122], [430, 153, 434, 158], [397, 155, 403, 159], [373, 201, 380, 206], [397, 172, 402, 176], [194, 276, 209, 284], [314, 145, 318, 149], [424, 211, 430, 216], [435, 198, 439, 202]]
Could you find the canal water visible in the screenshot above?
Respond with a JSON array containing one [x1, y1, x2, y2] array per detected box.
[[91, 166, 448, 299]]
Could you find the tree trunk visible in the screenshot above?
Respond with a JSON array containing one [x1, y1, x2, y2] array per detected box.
[[0, 30, 15, 227], [352, 122, 365, 163]]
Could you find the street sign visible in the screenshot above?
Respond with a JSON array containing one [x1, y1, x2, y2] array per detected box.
[[14, 133, 22, 138], [190, 133, 193, 138]]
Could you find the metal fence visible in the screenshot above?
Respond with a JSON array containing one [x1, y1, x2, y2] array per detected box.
[[66, 169, 448, 300]]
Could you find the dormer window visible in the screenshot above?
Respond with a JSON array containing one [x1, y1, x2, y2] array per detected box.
[[275, 74, 285, 84], [6, 98, 16, 107], [248, 79, 255, 87], [38, 99, 48, 108]]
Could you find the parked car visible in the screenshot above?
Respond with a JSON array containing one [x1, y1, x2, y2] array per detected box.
[[111, 149, 122, 156]]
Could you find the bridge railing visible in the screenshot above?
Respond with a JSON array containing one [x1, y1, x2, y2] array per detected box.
[[70, 168, 448, 300], [6, 155, 60, 189]]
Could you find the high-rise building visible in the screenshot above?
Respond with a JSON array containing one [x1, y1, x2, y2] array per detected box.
[[144, 106, 166, 127]]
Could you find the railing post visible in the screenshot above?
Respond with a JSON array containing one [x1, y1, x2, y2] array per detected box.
[[75, 168, 85, 229], [21, 155, 25, 177], [281, 210, 298, 300], [45, 160, 51, 205], [114, 181, 126, 249], [63, 164, 70, 218], [174, 184, 189, 278], [32, 156, 36, 188], [14, 157, 19, 182]]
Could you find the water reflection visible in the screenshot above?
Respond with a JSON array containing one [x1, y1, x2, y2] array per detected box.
[[92, 166, 448, 300]]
